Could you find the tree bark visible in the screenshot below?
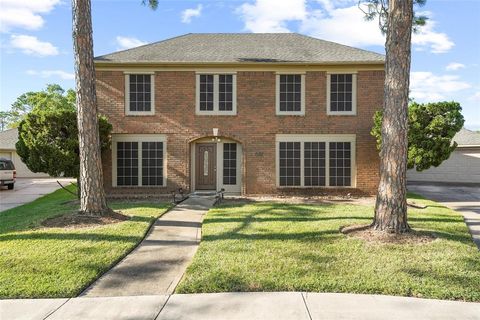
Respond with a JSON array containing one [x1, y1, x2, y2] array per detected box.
[[72, 0, 109, 214], [372, 0, 413, 233]]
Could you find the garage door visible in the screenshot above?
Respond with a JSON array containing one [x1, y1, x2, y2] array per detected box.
[[0, 151, 12, 160], [10, 152, 50, 178], [408, 147, 480, 184]]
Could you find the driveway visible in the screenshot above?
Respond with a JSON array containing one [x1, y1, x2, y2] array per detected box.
[[408, 183, 480, 249], [0, 177, 75, 212]]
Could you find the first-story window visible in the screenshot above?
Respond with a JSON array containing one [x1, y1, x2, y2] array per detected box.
[[223, 143, 237, 185], [304, 142, 326, 186], [142, 142, 164, 186], [279, 142, 301, 186], [277, 136, 354, 187], [329, 142, 351, 187], [113, 135, 166, 187], [196, 73, 237, 115], [117, 142, 139, 186], [125, 73, 155, 115]]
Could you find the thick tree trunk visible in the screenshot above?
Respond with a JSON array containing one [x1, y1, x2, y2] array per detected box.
[[372, 0, 413, 233], [72, 0, 109, 215]]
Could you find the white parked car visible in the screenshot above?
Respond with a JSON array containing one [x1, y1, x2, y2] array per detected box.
[[0, 158, 16, 190]]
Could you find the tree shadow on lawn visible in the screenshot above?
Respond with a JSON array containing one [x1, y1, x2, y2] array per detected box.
[[0, 200, 166, 235], [0, 231, 144, 243], [203, 229, 341, 242], [206, 202, 476, 246]]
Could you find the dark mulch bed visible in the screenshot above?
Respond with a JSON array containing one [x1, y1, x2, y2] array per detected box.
[[42, 210, 129, 229], [341, 224, 437, 244]]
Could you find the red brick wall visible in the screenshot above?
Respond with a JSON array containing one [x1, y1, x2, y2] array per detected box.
[[96, 69, 384, 196]]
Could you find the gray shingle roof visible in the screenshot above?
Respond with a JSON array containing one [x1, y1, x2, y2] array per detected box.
[[95, 33, 385, 64], [0, 128, 18, 150], [455, 128, 480, 147]]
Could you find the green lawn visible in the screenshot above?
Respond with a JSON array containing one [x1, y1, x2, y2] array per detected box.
[[177, 195, 480, 301], [0, 187, 171, 298]]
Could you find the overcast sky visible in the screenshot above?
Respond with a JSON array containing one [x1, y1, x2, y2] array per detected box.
[[1, 0, 479, 129]]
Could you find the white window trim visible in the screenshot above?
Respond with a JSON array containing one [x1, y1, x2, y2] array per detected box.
[[195, 73, 237, 116], [276, 73, 306, 116], [326, 72, 357, 116], [112, 134, 167, 187], [275, 134, 356, 188], [124, 73, 155, 116]]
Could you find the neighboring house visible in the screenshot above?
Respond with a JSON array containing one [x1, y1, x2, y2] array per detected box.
[[94, 33, 384, 195], [0, 128, 49, 178], [408, 128, 480, 184]]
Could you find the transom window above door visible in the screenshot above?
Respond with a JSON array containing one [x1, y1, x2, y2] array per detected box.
[[276, 73, 305, 115], [196, 73, 237, 115], [327, 73, 357, 115], [124, 73, 155, 115]]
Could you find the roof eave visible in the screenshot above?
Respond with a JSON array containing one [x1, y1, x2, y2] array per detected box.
[[94, 60, 385, 68], [457, 144, 480, 148]]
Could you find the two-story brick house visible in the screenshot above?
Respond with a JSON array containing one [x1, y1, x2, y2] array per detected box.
[[94, 33, 385, 196]]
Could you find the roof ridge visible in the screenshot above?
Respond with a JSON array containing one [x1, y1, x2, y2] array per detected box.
[[94, 33, 385, 64], [95, 33, 193, 59], [296, 33, 384, 57]]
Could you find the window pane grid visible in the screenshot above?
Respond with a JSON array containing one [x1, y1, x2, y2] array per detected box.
[[142, 142, 164, 186], [199, 74, 214, 111], [279, 74, 302, 112], [219, 75, 233, 111], [330, 74, 353, 112], [279, 142, 301, 186], [223, 143, 237, 185], [329, 142, 351, 187], [117, 142, 139, 186], [304, 142, 326, 186], [129, 74, 151, 112]]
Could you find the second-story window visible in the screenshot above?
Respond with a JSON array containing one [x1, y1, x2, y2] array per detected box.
[[276, 73, 305, 116], [196, 73, 237, 115], [125, 73, 155, 115], [327, 73, 357, 115]]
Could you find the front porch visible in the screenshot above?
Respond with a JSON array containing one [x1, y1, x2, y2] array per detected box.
[[189, 136, 243, 195]]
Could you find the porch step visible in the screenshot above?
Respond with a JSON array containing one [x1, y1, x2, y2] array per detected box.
[[191, 191, 217, 197]]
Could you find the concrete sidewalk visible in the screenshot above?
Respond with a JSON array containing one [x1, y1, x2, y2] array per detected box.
[[0, 178, 75, 212], [81, 195, 216, 297], [2, 292, 479, 320]]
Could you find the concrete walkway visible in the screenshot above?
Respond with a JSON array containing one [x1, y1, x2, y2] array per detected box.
[[408, 183, 480, 249], [2, 292, 479, 320], [81, 195, 216, 297], [0, 178, 75, 212]]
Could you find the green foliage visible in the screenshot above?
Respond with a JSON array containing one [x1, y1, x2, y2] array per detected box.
[[360, 0, 428, 34], [141, 0, 158, 10], [6, 84, 76, 128], [15, 86, 112, 178], [371, 101, 465, 171], [0, 111, 10, 131]]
